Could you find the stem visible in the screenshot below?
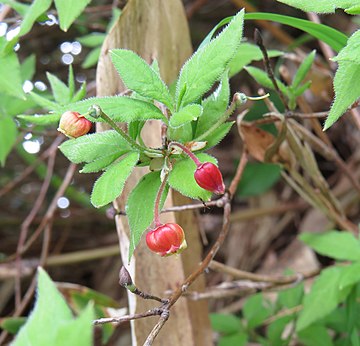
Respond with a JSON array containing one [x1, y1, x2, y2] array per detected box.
[[88, 105, 162, 157], [169, 142, 201, 166], [153, 175, 169, 227]]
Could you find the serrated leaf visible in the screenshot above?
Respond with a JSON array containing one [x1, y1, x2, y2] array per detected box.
[[59, 130, 131, 164], [47, 72, 70, 105], [0, 50, 25, 99], [292, 50, 316, 89], [126, 171, 169, 261], [176, 10, 244, 107], [168, 153, 216, 201], [338, 262, 360, 289], [170, 104, 202, 128], [91, 152, 139, 208], [19, 0, 52, 36], [276, 0, 360, 14], [245, 66, 289, 96], [229, 43, 283, 77], [237, 162, 282, 197], [59, 96, 167, 123], [202, 122, 234, 149], [82, 47, 101, 69], [296, 266, 349, 331], [300, 231, 360, 261], [80, 153, 123, 173], [110, 49, 173, 109], [54, 0, 91, 31], [77, 33, 105, 47], [13, 268, 94, 346], [333, 30, 360, 65], [0, 115, 17, 166], [195, 73, 230, 137], [17, 113, 60, 126]]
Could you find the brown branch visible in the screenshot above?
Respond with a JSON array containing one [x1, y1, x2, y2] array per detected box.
[[94, 308, 163, 325]]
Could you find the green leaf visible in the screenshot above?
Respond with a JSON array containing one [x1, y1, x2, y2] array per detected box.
[[210, 313, 242, 334], [1, 0, 29, 17], [339, 262, 360, 289], [237, 162, 282, 197], [168, 153, 216, 201], [276, 0, 360, 14], [245, 13, 347, 52], [195, 73, 230, 137], [29, 91, 61, 111], [20, 54, 36, 82], [229, 43, 283, 78], [297, 325, 333, 346], [77, 33, 106, 47], [176, 10, 244, 107], [47, 72, 70, 105], [299, 231, 360, 261], [296, 266, 349, 331], [82, 47, 101, 69], [267, 315, 293, 345], [203, 122, 234, 150], [292, 50, 316, 89], [278, 281, 304, 309], [110, 49, 173, 109], [0, 115, 17, 166], [12, 267, 94, 346], [245, 66, 288, 96], [91, 152, 139, 208], [243, 293, 272, 329], [72, 82, 87, 102], [80, 153, 124, 173], [324, 31, 360, 130], [0, 50, 25, 99], [170, 104, 202, 128], [17, 114, 60, 126], [126, 171, 168, 261], [54, 0, 91, 31], [19, 0, 52, 36], [219, 333, 248, 346], [59, 130, 131, 164], [293, 80, 312, 97], [59, 96, 167, 123], [68, 65, 75, 99], [0, 317, 26, 334]]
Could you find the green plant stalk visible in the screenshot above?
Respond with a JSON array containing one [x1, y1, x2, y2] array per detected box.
[[89, 105, 163, 158]]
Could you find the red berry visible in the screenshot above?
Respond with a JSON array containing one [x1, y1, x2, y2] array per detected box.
[[57, 111, 92, 138], [194, 162, 225, 195], [146, 223, 187, 256]]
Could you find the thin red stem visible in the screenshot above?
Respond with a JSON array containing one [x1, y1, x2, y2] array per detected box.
[[153, 175, 168, 227], [169, 142, 201, 166]]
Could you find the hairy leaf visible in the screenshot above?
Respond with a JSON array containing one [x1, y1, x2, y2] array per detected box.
[[276, 0, 360, 14], [202, 122, 234, 150], [80, 153, 124, 173], [176, 10, 244, 107], [300, 231, 360, 261], [29, 91, 61, 111], [111, 49, 173, 109], [126, 171, 169, 261], [17, 114, 60, 126], [170, 104, 203, 128], [59, 96, 167, 123], [168, 153, 217, 201], [59, 130, 131, 164], [91, 152, 139, 208]]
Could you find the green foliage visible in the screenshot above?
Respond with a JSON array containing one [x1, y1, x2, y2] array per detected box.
[[292, 50, 316, 89], [126, 172, 168, 261], [243, 293, 272, 329], [59, 96, 167, 123], [297, 325, 333, 346], [324, 30, 360, 130], [0, 317, 26, 335], [276, 0, 360, 14], [245, 13, 347, 52], [170, 104, 203, 128], [111, 49, 173, 109], [237, 162, 282, 197], [46, 72, 71, 105], [300, 231, 360, 261], [168, 153, 216, 201], [0, 115, 17, 166], [54, 0, 91, 31], [176, 10, 244, 108], [202, 122, 234, 150], [12, 268, 94, 346], [91, 152, 139, 208]]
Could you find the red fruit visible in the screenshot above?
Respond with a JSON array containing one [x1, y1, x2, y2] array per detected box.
[[146, 223, 187, 256], [57, 111, 92, 138], [194, 162, 225, 195]]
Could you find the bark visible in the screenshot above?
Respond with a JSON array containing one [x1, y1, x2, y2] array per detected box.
[[96, 0, 212, 345]]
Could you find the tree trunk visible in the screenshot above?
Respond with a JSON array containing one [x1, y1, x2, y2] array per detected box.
[[96, 0, 212, 345]]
